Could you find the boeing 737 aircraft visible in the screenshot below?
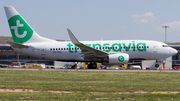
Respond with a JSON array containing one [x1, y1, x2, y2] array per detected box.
[[4, 6, 177, 69]]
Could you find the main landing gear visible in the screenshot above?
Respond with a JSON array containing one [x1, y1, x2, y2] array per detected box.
[[88, 62, 97, 69]]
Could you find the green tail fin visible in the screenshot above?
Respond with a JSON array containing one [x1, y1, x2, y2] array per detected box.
[[4, 6, 34, 43]]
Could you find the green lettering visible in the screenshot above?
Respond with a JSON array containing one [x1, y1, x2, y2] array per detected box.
[[137, 43, 146, 51], [112, 43, 121, 52], [85, 44, 91, 47], [123, 43, 131, 51], [132, 41, 135, 51], [67, 43, 73, 53], [103, 43, 111, 52], [93, 44, 102, 50], [67, 42, 147, 53], [75, 45, 77, 53]]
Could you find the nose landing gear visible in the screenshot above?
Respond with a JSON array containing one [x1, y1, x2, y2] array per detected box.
[[155, 60, 160, 68], [155, 64, 159, 68]]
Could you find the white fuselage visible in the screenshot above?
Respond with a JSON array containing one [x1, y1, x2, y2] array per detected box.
[[12, 40, 177, 62], [4, 6, 178, 66]]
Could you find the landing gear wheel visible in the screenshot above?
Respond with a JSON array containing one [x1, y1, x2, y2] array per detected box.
[[91, 63, 97, 69], [88, 62, 97, 69], [88, 63, 92, 69], [155, 64, 159, 68]]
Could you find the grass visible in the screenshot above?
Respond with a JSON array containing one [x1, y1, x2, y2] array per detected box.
[[0, 70, 180, 100]]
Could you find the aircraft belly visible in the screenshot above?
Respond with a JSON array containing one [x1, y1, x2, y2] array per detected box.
[[128, 51, 149, 60], [46, 51, 80, 61]]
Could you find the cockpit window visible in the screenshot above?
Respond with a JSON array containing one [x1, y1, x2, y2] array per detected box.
[[163, 45, 169, 47]]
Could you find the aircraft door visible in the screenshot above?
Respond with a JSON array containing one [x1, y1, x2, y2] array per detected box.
[[41, 46, 46, 55], [153, 44, 157, 52], [169, 48, 171, 53]]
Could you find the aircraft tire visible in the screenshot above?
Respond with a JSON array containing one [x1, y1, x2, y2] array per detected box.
[[88, 63, 97, 69], [91, 63, 97, 69], [88, 63, 92, 69], [155, 64, 159, 68]]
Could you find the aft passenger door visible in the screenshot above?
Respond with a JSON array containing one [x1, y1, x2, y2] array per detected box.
[[41, 46, 46, 55]]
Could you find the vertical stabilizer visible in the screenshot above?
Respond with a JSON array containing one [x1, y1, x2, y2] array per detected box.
[[4, 6, 54, 44]]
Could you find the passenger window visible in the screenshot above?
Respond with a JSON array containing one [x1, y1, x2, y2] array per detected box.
[[61, 48, 63, 50], [50, 48, 52, 50]]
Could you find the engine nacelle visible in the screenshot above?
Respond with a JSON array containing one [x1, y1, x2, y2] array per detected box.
[[103, 53, 129, 65]]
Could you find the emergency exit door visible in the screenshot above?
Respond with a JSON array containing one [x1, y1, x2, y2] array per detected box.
[[41, 46, 46, 55]]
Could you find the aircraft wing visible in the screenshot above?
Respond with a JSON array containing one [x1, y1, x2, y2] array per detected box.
[[7, 41, 29, 48], [67, 29, 108, 59]]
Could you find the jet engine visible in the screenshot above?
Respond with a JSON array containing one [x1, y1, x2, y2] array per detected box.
[[103, 53, 129, 65]]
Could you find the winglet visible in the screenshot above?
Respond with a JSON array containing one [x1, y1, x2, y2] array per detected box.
[[67, 29, 108, 58], [67, 29, 80, 44]]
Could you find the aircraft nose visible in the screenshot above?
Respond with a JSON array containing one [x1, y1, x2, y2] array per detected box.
[[170, 48, 178, 56]]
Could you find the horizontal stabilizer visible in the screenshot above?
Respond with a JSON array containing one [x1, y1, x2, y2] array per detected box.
[[6, 41, 28, 48]]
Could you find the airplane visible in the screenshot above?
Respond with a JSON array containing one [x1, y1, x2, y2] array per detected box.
[[4, 6, 177, 69]]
